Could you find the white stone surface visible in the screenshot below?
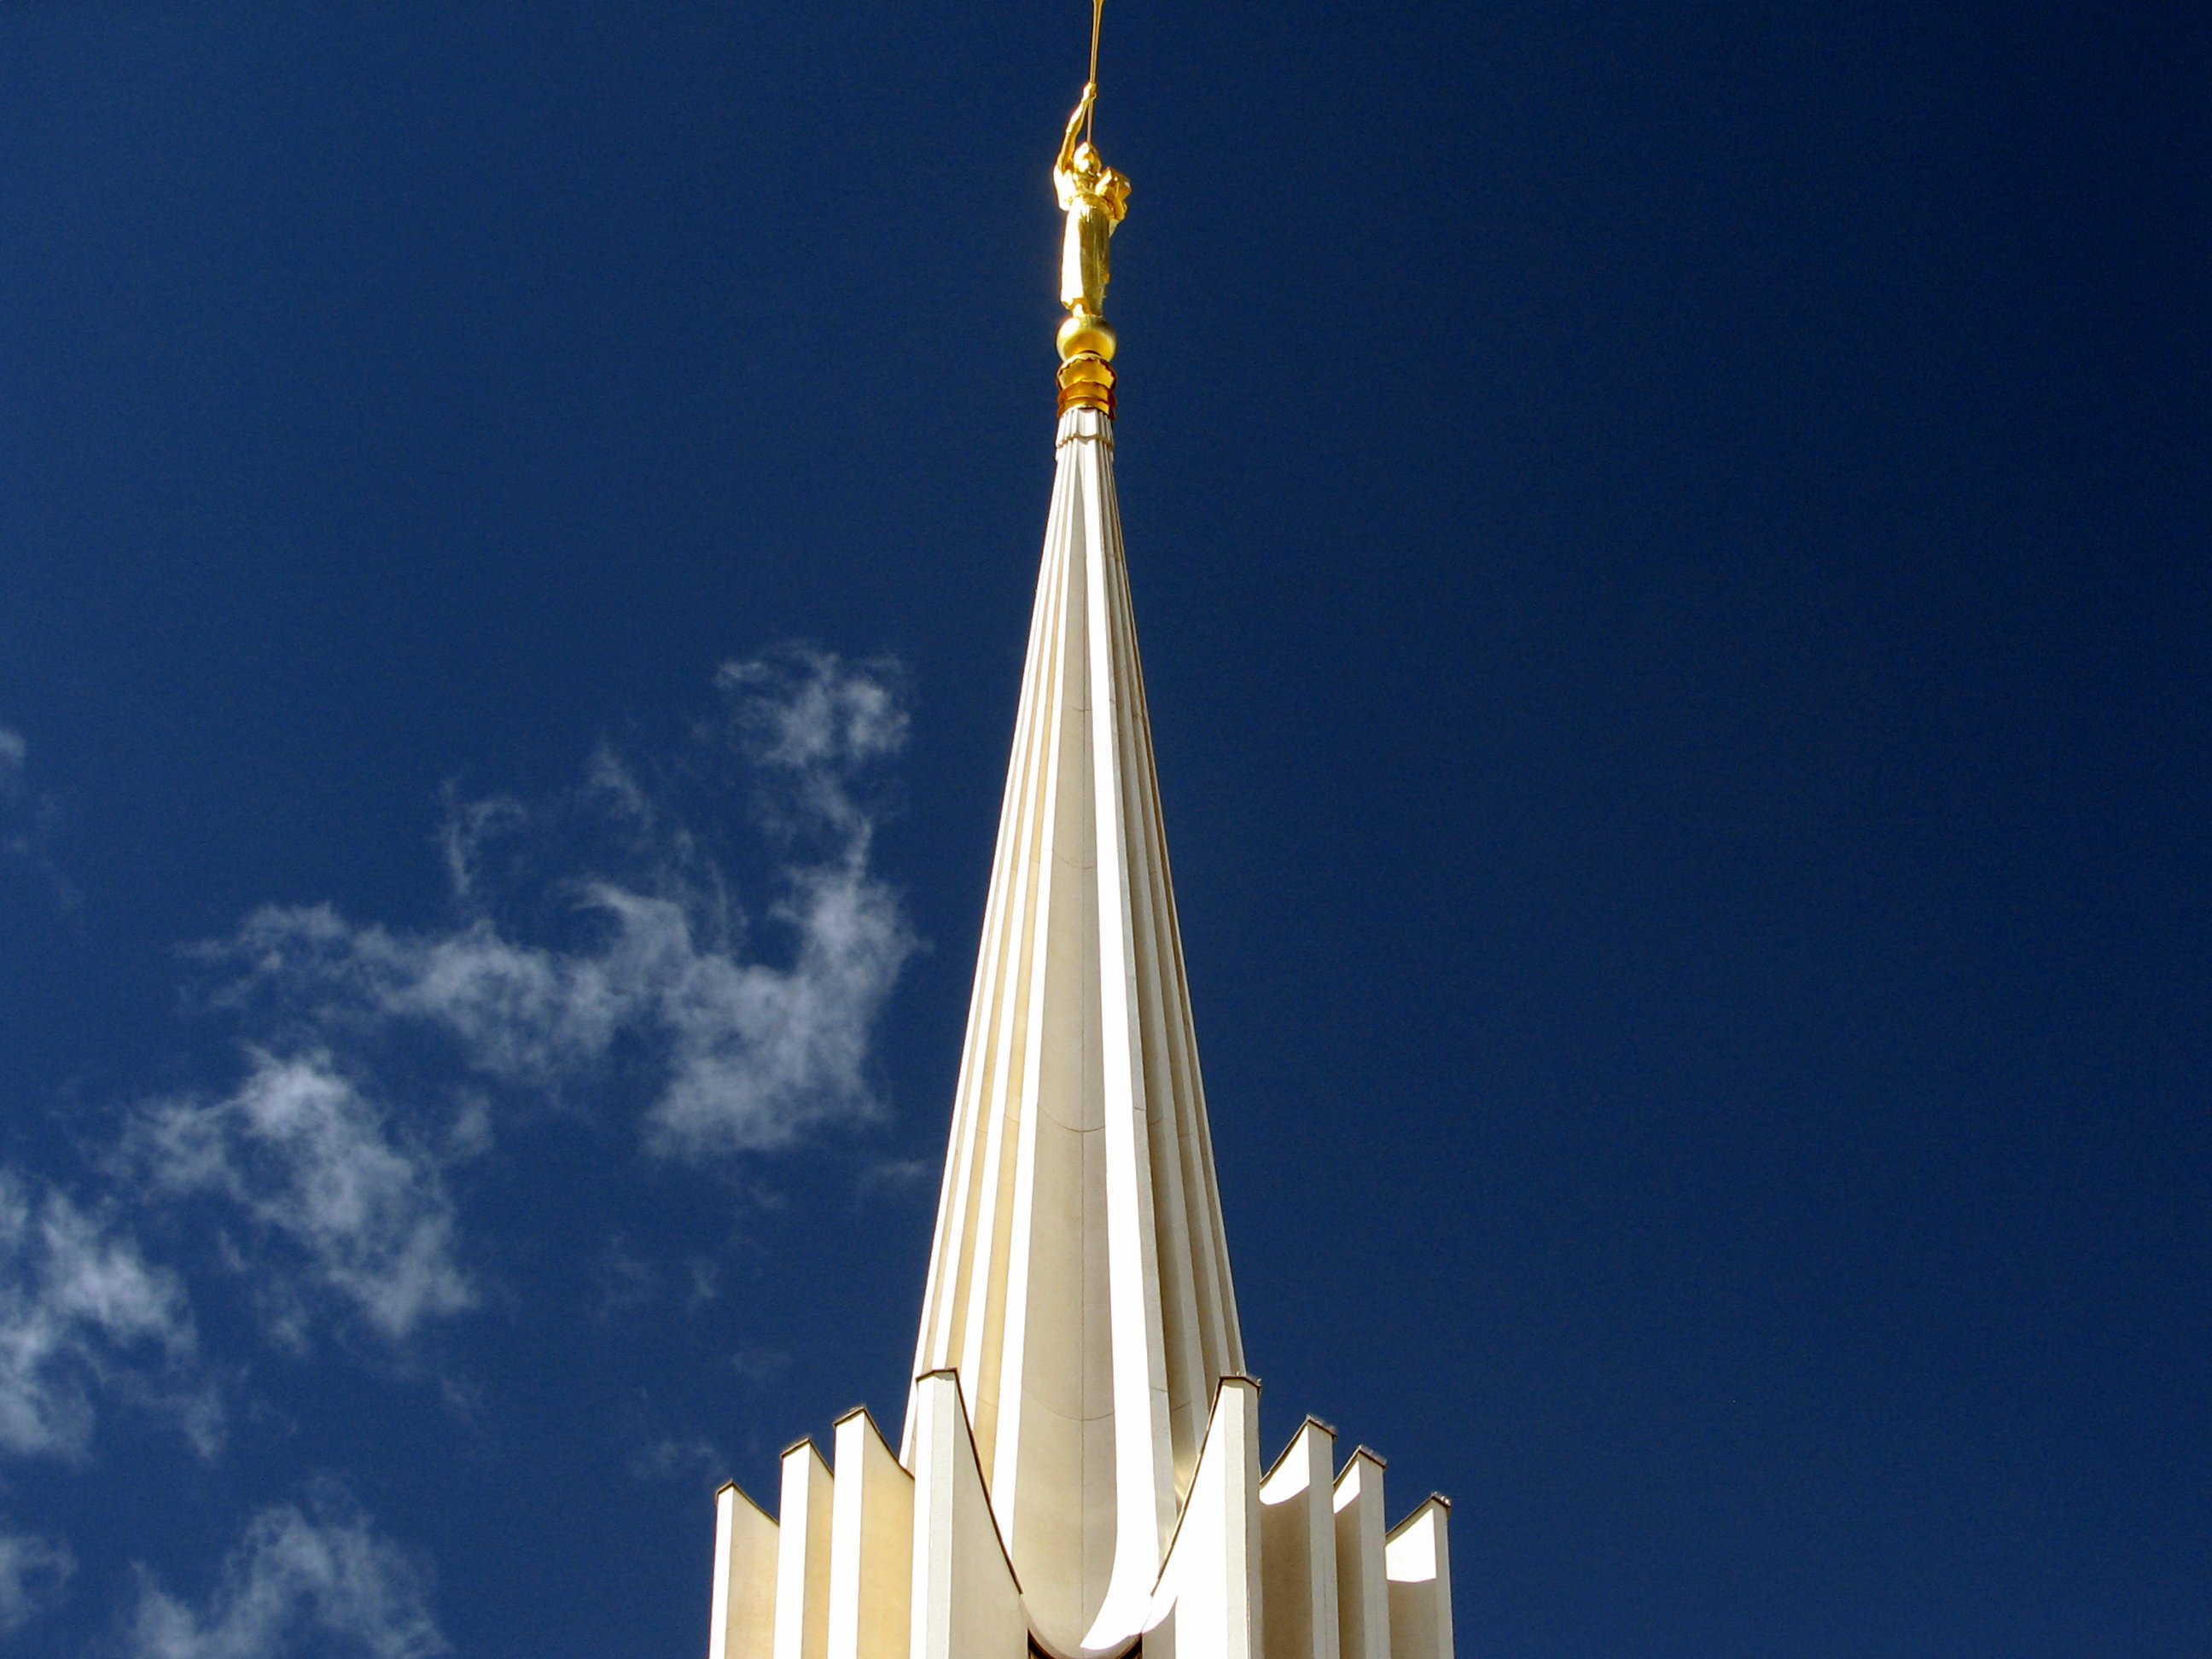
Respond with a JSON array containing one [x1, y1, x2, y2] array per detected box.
[[773, 1441, 835, 1659], [1143, 1377, 1264, 1659], [907, 1371, 1027, 1659], [1260, 1420, 1341, 1659], [1332, 1451, 1392, 1659], [903, 406, 1243, 1656], [709, 1481, 780, 1659], [1383, 1500, 1453, 1659], [827, 1412, 914, 1659]]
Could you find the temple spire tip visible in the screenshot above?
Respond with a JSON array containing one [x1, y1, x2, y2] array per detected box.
[[1051, 51, 1127, 416]]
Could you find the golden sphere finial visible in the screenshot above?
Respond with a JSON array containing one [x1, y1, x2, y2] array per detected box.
[[1056, 311, 1117, 416], [1057, 313, 1118, 364]]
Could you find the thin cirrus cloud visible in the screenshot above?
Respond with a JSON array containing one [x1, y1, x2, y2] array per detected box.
[[198, 646, 916, 1158], [0, 1526, 73, 1634], [123, 1051, 477, 1353], [0, 725, 78, 907], [122, 1486, 447, 1659], [0, 1169, 217, 1463], [114, 647, 917, 1356], [0, 650, 913, 1644]]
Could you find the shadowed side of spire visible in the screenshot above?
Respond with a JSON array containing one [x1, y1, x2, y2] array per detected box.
[[902, 405, 1242, 1657]]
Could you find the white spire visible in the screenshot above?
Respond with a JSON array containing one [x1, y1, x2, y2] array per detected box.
[[902, 404, 1243, 1656], [701, 74, 1453, 1659]]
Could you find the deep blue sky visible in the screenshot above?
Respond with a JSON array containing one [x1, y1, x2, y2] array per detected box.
[[1, 3, 2206, 1655]]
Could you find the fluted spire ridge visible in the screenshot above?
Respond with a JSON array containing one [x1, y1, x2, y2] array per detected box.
[[902, 404, 1243, 1657]]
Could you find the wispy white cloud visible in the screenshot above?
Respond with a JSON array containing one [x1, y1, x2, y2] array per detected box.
[[106, 649, 914, 1361], [0, 1524, 73, 1633], [653, 647, 917, 1155], [125, 1052, 474, 1352], [124, 1487, 447, 1659], [720, 649, 906, 771], [684, 1256, 721, 1309], [636, 853, 917, 1157], [727, 1344, 792, 1390], [0, 1170, 214, 1460], [200, 649, 917, 1161], [434, 788, 527, 903], [857, 1156, 935, 1198], [624, 1429, 724, 1484], [588, 1234, 660, 1324], [616, 1382, 729, 1484], [0, 725, 78, 906], [716, 646, 908, 845], [586, 1240, 734, 1324]]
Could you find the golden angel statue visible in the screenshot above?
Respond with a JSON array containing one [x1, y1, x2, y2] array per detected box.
[[1053, 83, 1131, 318]]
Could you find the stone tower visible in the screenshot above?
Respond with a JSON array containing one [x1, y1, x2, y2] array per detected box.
[[704, 76, 1454, 1659]]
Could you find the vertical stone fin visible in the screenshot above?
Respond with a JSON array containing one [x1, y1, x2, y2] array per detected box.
[[1383, 1500, 1454, 1659], [1144, 1377, 1266, 1659], [709, 1481, 779, 1659], [1260, 1421, 1342, 1659], [910, 1371, 1027, 1659], [774, 1442, 835, 1659], [826, 1412, 914, 1659], [1332, 1452, 1391, 1659]]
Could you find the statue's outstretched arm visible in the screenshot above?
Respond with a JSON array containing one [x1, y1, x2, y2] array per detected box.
[[1055, 82, 1096, 176]]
